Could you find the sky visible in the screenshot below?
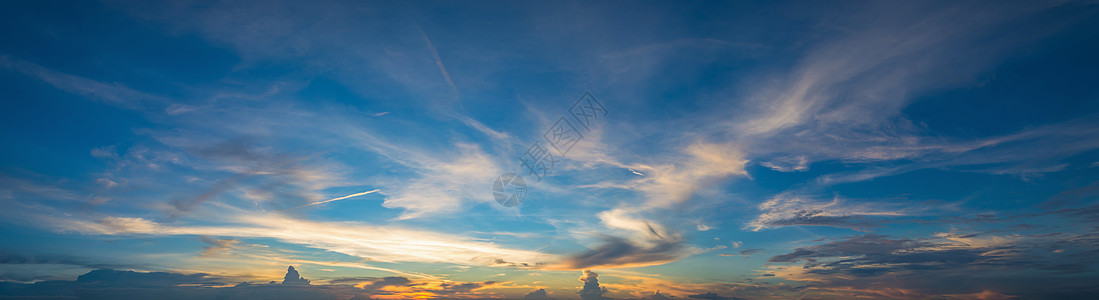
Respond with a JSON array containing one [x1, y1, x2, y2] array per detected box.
[[2, 0, 1099, 299]]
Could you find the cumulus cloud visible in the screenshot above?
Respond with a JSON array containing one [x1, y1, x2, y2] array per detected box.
[[281, 266, 310, 285], [525, 288, 552, 299], [642, 291, 672, 300], [578, 270, 608, 300]]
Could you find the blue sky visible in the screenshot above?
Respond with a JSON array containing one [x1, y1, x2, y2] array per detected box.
[[2, 0, 1099, 299]]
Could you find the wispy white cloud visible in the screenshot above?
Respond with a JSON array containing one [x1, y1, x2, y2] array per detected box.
[[582, 141, 749, 210], [42, 212, 557, 268], [748, 194, 907, 231], [714, 1, 1094, 185], [811, 116, 1099, 184], [0, 175, 86, 203], [731, 2, 1037, 138], [199, 236, 240, 257], [0, 55, 168, 109], [759, 155, 809, 172], [349, 128, 503, 219], [545, 141, 749, 269], [418, 26, 458, 98]]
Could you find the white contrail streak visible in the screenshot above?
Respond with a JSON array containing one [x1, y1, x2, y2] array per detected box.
[[418, 27, 458, 96], [296, 189, 380, 208]]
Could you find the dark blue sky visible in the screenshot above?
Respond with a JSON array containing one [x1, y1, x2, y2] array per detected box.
[[2, 1, 1099, 299]]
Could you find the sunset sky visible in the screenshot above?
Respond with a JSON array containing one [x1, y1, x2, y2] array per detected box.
[[2, 1, 1099, 299]]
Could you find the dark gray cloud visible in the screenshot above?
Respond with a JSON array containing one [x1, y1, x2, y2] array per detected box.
[[687, 292, 746, 300], [324, 275, 412, 292], [768, 234, 936, 264], [167, 138, 323, 218], [641, 291, 672, 300], [565, 236, 685, 269], [719, 248, 765, 258], [76, 269, 220, 287], [0, 266, 501, 300], [767, 233, 1099, 299], [199, 236, 239, 257], [281, 265, 309, 285], [1061, 204, 1099, 223], [758, 212, 882, 230], [361, 276, 412, 290], [0, 252, 135, 282], [0, 253, 127, 269], [0, 269, 300, 300], [430, 281, 497, 295], [738, 248, 764, 256], [525, 288, 552, 299]]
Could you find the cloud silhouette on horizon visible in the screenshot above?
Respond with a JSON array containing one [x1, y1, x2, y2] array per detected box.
[[0, 266, 508, 300], [281, 265, 310, 285]]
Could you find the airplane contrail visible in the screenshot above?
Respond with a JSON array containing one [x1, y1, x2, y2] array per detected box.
[[296, 189, 380, 208]]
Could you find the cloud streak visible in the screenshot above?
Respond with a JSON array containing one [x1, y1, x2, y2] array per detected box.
[[748, 194, 907, 231], [0, 55, 169, 110], [35, 211, 558, 270], [294, 189, 380, 209]]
